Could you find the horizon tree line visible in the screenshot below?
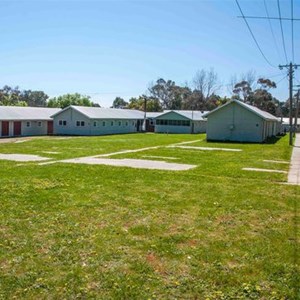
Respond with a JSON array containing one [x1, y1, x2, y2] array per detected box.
[[0, 69, 294, 117]]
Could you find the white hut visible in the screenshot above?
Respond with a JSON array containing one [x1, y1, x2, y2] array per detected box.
[[204, 100, 281, 142], [0, 106, 60, 137], [154, 110, 207, 134], [51, 106, 145, 136]]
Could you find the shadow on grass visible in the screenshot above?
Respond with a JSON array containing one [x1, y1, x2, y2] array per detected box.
[[206, 135, 283, 145]]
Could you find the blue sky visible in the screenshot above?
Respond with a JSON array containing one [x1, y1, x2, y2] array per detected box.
[[0, 0, 299, 107]]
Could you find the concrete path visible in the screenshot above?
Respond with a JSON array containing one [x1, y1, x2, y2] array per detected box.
[[288, 133, 300, 185], [168, 145, 242, 152], [60, 157, 196, 171], [0, 154, 50, 162]]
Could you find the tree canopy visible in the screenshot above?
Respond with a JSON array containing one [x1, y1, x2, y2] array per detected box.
[[112, 97, 128, 108], [0, 85, 48, 107], [47, 93, 100, 108]]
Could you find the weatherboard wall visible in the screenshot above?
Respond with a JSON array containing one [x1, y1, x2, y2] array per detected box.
[[206, 102, 270, 142], [53, 107, 141, 136], [154, 111, 206, 134], [0, 120, 49, 137]]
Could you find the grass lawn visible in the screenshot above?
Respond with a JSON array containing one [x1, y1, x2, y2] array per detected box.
[[0, 133, 299, 299]]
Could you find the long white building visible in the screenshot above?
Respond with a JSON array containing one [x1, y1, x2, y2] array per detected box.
[[51, 105, 145, 135], [0, 106, 60, 137]]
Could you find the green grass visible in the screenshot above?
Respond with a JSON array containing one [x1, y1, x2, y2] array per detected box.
[[0, 133, 299, 299]]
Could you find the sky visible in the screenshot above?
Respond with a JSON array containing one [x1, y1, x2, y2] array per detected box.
[[0, 0, 299, 107]]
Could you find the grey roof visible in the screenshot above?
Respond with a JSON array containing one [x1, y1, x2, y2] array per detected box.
[[0, 106, 61, 121], [52, 105, 145, 119], [155, 110, 209, 121], [203, 100, 280, 121], [282, 118, 300, 124], [146, 112, 164, 118]]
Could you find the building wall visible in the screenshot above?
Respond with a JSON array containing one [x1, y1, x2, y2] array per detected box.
[[53, 107, 141, 135], [155, 111, 206, 134], [53, 108, 91, 135], [21, 121, 49, 136], [0, 120, 49, 137], [193, 121, 207, 133], [207, 102, 265, 142], [90, 119, 138, 135]]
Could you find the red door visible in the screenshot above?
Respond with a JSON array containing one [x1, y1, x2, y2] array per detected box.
[[13, 121, 21, 136], [47, 121, 53, 135], [1, 121, 9, 136]]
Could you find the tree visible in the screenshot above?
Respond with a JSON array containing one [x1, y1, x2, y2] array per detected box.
[[22, 90, 49, 107], [128, 95, 162, 112], [148, 78, 187, 109], [47, 93, 99, 108], [192, 68, 219, 99], [229, 70, 257, 98], [251, 78, 278, 114], [112, 97, 128, 108], [0, 85, 24, 106], [232, 80, 253, 103]]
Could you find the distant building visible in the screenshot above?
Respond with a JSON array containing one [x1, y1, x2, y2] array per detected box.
[[153, 110, 208, 134], [0, 106, 60, 138], [51, 105, 145, 136], [281, 117, 300, 132], [204, 100, 281, 142]]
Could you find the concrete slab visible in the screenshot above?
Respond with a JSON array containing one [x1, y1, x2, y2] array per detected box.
[[142, 155, 178, 160], [60, 157, 196, 171], [168, 145, 242, 152], [0, 154, 50, 162], [42, 151, 60, 154], [243, 167, 288, 174], [288, 133, 300, 185], [94, 146, 160, 158], [171, 139, 203, 146], [263, 160, 290, 164]]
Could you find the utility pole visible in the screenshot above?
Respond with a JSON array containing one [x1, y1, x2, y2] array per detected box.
[[279, 63, 300, 146]]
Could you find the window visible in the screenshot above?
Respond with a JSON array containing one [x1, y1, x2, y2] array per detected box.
[[76, 121, 85, 127], [102, 121, 106, 127], [63, 121, 67, 126], [26, 121, 31, 127], [132, 121, 135, 126], [38, 121, 42, 127], [93, 121, 97, 127], [111, 121, 114, 126], [59, 120, 62, 126], [119, 121, 121, 126], [125, 122, 128, 126]]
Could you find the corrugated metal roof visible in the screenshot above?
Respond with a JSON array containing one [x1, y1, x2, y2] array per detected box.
[[0, 106, 61, 120], [282, 118, 300, 124], [203, 100, 280, 121], [52, 106, 145, 119], [155, 110, 209, 121], [146, 112, 164, 118]]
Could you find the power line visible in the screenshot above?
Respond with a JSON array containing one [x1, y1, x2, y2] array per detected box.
[[263, 0, 282, 62], [235, 0, 277, 68], [237, 16, 300, 21], [277, 0, 289, 64], [291, 0, 295, 63]]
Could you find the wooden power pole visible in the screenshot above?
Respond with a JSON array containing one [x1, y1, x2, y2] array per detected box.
[[279, 63, 300, 146]]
